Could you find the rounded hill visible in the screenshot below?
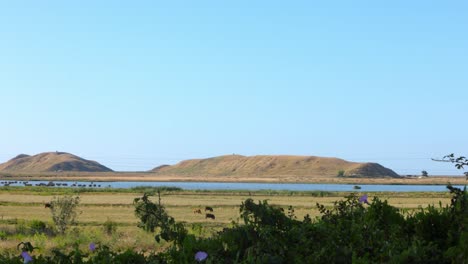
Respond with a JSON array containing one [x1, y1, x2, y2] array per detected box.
[[151, 155, 400, 178], [0, 152, 113, 173]]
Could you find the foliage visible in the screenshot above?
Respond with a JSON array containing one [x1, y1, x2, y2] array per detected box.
[[28, 220, 47, 234], [102, 218, 117, 235], [17, 241, 36, 253], [1, 185, 467, 263], [132, 186, 467, 263], [434, 153, 468, 179], [10, 219, 53, 237], [49, 195, 80, 234], [130, 186, 183, 193], [421, 170, 428, 177], [0, 230, 6, 240], [337, 170, 345, 177], [133, 191, 187, 246], [442, 154, 468, 170]]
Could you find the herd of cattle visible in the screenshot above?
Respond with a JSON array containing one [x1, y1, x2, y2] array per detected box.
[[194, 206, 216, 220], [0, 181, 105, 188]]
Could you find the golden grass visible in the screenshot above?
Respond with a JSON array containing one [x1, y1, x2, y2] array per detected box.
[[0, 189, 455, 254], [2, 171, 466, 185], [151, 155, 399, 177], [0, 192, 452, 224], [0, 152, 111, 172]]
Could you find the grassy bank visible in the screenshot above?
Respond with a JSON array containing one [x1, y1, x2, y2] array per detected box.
[[1, 171, 466, 185], [0, 186, 457, 255]]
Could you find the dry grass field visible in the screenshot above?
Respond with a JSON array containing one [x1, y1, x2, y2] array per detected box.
[[1, 171, 466, 185], [0, 191, 454, 224], [0, 186, 457, 255]]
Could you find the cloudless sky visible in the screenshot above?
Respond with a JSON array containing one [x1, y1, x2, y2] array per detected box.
[[1, 1, 467, 175]]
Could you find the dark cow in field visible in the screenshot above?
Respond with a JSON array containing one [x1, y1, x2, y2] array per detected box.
[[193, 209, 202, 214], [205, 206, 214, 212], [44, 203, 52, 209], [205, 213, 215, 220]]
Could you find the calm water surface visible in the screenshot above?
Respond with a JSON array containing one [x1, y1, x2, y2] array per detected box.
[[1, 180, 465, 192]]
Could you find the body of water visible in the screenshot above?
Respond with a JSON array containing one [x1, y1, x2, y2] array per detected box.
[[0, 180, 465, 192]]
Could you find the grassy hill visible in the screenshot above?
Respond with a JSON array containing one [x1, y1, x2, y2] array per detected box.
[[151, 155, 400, 178], [0, 152, 113, 172]]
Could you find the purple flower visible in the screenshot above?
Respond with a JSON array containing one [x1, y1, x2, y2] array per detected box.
[[21, 251, 33, 263], [89, 242, 96, 252], [359, 194, 369, 204], [194, 251, 208, 262]]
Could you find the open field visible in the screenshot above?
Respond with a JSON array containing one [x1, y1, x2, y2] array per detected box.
[[0, 171, 466, 185], [0, 186, 457, 255]]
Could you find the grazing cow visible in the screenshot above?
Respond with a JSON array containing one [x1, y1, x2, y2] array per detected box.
[[44, 203, 52, 209], [205, 206, 214, 212], [193, 209, 202, 214], [205, 213, 215, 220]]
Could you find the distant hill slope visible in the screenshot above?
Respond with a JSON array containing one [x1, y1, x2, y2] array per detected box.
[[0, 152, 113, 172], [151, 155, 400, 178]]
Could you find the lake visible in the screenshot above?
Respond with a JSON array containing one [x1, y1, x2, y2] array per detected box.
[[0, 180, 465, 192]]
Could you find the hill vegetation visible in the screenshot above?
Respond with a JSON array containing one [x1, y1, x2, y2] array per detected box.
[[0, 153, 400, 178], [0, 152, 112, 173], [151, 154, 400, 178]]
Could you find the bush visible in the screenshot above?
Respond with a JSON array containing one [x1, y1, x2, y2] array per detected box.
[[49, 195, 80, 234], [103, 218, 117, 235], [0, 230, 6, 240], [15, 220, 28, 235], [28, 220, 50, 235], [133, 191, 187, 245], [2, 185, 466, 263], [130, 186, 183, 194]]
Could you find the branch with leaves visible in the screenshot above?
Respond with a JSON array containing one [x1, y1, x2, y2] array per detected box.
[[133, 191, 187, 246], [432, 153, 468, 179]]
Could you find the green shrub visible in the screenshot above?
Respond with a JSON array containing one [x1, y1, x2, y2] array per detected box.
[[133, 191, 187, 245], [49, 195, 80, 234], [1, 185, 466, 263], [130, 186, 183, 194], [0, 230, 6, 240], [103, 218, 117, 235], [15, 220, 28, 235], [29, 220, 48, 235]]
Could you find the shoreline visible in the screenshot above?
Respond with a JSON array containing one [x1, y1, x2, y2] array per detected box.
[[0, 172, 466, 185]]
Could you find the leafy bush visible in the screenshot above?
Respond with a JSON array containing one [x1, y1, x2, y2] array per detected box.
[[133, 191, 187, 246], [28, 220, 52, 235], [130, 186, 183, 194], [14, 220, 29, 235], [129, 185, 467, 263], [103, 218, 117, 236], [49, 195, 80, 234], [0, 230, 6, 240], [2, 185, 466, 263]]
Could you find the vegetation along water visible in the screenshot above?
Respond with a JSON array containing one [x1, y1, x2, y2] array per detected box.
[[0, 183, 466, 263]]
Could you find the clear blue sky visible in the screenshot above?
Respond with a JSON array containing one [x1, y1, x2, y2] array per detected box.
[[1, 1, 467, 175]]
